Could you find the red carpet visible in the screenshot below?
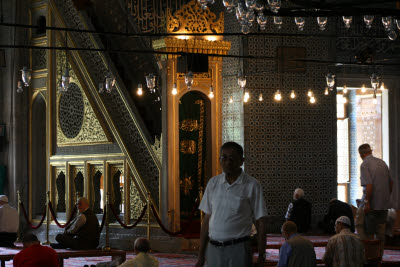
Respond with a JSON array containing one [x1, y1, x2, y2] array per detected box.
[[267, 234, 330, 246]]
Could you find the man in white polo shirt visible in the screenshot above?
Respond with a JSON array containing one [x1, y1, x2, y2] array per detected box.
[[195, 142, 268, 267]]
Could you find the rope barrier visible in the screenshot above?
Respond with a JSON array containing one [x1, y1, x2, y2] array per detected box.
[[20, 202, 46, 230], [109, 203, 147, 229], [48, 202, 77, 228], [99, 207, 106, 233], [150, 199, 200, 236]]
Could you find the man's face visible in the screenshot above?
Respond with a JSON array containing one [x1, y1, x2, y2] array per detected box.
[[220, 147, 243, 174], [77, 200, 88, 213]]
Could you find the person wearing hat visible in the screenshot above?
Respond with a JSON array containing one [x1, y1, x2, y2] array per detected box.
[[323, 216, 365, 267], [0, 195, 19, 247]]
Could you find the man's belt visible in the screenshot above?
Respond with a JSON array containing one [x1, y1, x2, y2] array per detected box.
[[209, 236, 250, 247]]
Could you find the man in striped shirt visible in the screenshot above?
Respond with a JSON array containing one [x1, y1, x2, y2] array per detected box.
[[323, 216, 365, 267]]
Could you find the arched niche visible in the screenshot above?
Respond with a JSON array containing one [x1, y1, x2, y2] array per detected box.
[[31, 94, 47, 216], [74, 171, 84, 199], [92, 170, 103, 214], [178, 91, 212, 233], [56, 171, 66, 212], [111, 170, 122, 215]]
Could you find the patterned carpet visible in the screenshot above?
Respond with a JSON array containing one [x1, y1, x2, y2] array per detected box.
[[2, 243, 400, 266], [266, 234, 330, 246]]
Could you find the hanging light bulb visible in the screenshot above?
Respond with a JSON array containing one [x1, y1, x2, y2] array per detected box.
[[343, 85, 348, 94], [295, 17, 305, 31], [62, 68, 71, 91], [364, 15, 374, 29], [324, 87, 329, 95], [317, 17, 328, 31], [209, 85, 214, 99], [373, 91, 377, 104], [273, 16, 283, 29], [388, 30, 397, 41], [17, 81, 23, 93], [243, 90, 250, 102], [237, 71, 246, 88], [145, 73, 156, 93], [326, 73, 335, 89], [342, 16, 353, 29], [380, 82, 385, 90], [245, 0, 256, 10], [257, 14, 267, 31], [21, 66, 31, 87], [274, 90, 282, 101], [382, 16, 393, 31], [137, 83, 143, 96], [259, 93, 263, 101], [342, 96, 347, 104], [172, 83, 177, 95], [370, 73, 380, 90], [310, 96, 316, 104], [307, 89, 313, 97], [290, 90, 296, 99], [229, 96, 233, 103], [268, 0, 281, 14], [361, 84, 366, 93], [185, 71, 194, 90], [105, 71, 116, 93]]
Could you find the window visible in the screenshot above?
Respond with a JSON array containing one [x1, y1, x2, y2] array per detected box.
[[337, 94, 349, 202]]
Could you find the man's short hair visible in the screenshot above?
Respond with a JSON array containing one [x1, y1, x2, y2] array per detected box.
[[22, 233, 39, 244], [220, 142, 244, 159], [358, 144, 372, 155], [282, 221, 298, 234], [294, 188, 304, 199], [134, 238, 151, 253]]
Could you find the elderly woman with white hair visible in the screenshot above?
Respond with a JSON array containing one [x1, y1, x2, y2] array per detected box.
[[285, 188, 312, 233]]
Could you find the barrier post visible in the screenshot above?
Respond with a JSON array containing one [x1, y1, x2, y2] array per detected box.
[[43, 191, 51, 245], [199, 187, 203, 222], [15, 190, 22, 243], [103, 192, 111, 251], [147, 192, 151, 240]]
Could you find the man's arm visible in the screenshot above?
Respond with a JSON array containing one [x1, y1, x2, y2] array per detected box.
[[277, 242, 292, 267], [195, 213, 210, 267], [65, 214, 86, 234], [255, 216, 267, 265], [285, 203, 293, 221], [323, 240, 334, 266], [364, 184, 373, 213]]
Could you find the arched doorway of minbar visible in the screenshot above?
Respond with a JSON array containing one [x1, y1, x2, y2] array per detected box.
[[179, 91, 212, 236], [31, 93, 47, 217]]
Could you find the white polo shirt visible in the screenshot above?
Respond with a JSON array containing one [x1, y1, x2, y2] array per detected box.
[[199, 171, 268, 242]]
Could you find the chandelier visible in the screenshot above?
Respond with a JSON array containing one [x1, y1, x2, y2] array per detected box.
[[202, 0, 399, 40]]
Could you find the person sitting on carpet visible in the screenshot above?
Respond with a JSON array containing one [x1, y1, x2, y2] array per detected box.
[[0, 195, 19, 247], [118, 238, 159, 267], [323, 216, 365, 267], [318, 198, 355, 234], [285, 188, 312, 233], [277, 221, 316, 267], [51, 197, 100, 249], [13, 233, 59, 267]]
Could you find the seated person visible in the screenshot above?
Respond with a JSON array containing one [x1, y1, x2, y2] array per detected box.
[[319, 198, 355, 234], [285, 188, 312, 233], [52, 197, 100, 249], [118, 238, 159, 267], [323, 216, 364, 267], [13, 233, 60, 267], [277, 221, 316, 267], [0, 195, 19, 247]]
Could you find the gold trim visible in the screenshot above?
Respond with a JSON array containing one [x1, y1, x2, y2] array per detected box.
[[167, 0, 224, 34], [32, 36, 48, 42], [195, 99, 204, 186], [31, 3, 48, 11], [32, 72, 48, 78], [50, 153, 124, 160]]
